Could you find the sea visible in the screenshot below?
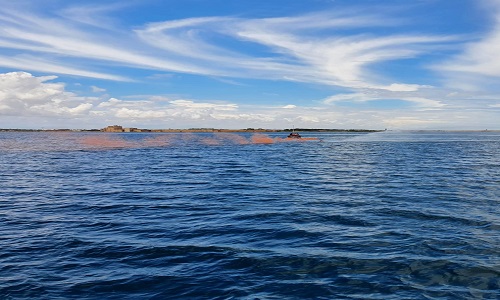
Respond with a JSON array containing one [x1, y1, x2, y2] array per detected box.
[[0, 131, 498, 299]]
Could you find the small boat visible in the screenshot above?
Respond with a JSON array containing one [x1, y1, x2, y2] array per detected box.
[[287, 127, 302, 139], [287, 132, 302, 138]]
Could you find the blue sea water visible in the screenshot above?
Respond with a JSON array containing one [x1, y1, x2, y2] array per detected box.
[[0, 131, 499, 299]]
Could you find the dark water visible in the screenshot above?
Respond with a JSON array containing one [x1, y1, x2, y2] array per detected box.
[[0, 131, 499, 299]]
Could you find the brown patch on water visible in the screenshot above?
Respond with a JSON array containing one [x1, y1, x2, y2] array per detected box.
[[81, 135, 135, 148], [250, 133, 276, 144], [3, 132, 320, 152], [76, 132, 319, 150]]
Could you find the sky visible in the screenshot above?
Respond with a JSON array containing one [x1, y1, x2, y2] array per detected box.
[[0, 0, 499, 130]]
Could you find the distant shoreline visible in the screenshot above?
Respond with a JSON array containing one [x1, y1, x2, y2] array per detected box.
[[0, 128, 498, 133], [0, 128, 383, 133]]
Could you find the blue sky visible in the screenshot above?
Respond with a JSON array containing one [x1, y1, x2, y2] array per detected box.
[[0, 0, 499, 129]]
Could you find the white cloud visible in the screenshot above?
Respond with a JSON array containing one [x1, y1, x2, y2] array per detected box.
[[169, 100, 238, 111], [136, 12, 453, 89], [233, 30, 451, 89], [29, 102, 94, 116], [435, 1, 500, 90], [91, 85, 106, 93], [92, 95, 245, 123], [282, 105, 297, 109], [97, 98, 123, 108], [297, 115, 320, 123], [0, 4, 456, 91], [69, 103, 93, 114], [323, 88, 445, 109], [402, 97, 445, 109], [0, 71, 93, 116], [59, 2, 132, 29], [115, 108, 167, 119], [1, 71, 497, 130], [443, 29, 500, 77], [382, 117, 444, 128], [210, 113, 275, 122], [0, 8, 210, 80], [0, 55, 130, 81], [379, 83, 425, 92], [323, 93, 372, 104]]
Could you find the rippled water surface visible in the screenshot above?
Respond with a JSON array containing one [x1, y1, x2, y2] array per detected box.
[[1, 131, 499, 299]]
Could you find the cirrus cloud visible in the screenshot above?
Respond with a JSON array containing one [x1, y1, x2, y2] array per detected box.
[[0, 3, 458, 91]]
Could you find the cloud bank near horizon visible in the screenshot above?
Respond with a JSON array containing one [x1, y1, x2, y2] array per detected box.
[[1, 71, 498, 130]]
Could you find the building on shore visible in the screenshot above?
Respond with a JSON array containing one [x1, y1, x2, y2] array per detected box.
[[101, 125, 151, 132], [102, 125, 124, 132], [124, 127, 151, 132]]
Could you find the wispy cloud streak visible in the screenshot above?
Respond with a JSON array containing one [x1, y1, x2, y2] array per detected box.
[[436, 2, 500, 90], [0, 3, 456, 90], [137, 12, 455, 90], [0, 7, 210, 79]]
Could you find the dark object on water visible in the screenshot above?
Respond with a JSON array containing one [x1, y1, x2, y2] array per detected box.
[[287, 130, 302, 139]]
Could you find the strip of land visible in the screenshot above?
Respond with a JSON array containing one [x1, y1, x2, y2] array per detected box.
[[0, 126, 383, 133], [1, 125, 497, 133]]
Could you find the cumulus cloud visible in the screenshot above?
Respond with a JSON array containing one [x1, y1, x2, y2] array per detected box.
[[115, 108, 167, 119], [0, 71, 93, 116], [86, 89, 266, 125], [97, 98, 123, 108]]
